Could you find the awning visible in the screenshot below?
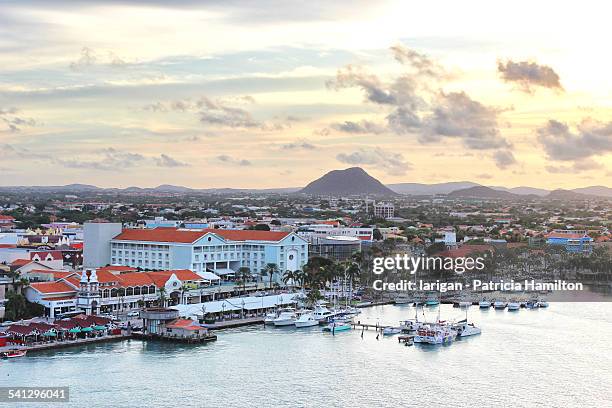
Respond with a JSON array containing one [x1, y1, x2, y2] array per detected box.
[[68, 328, 81, 333], [198, 272, 221, 281], [214, 268, 235, 276], [93, 325, 107, 330], [81, 327, 93, 332], [172, 293, 299, 317]]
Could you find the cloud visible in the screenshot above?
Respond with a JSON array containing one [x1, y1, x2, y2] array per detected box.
[[0, 107, 36, 132], [546, 159, 603, 174], [537, 119, 612, 161], [69, 47, 128, 70], [474, 173, 493, 179], [336, 147, 412, 176], [390, 44, 445, 78], [419, 92, 509, 150], [386, 107, 421, 134], [330, 120, 386, 134], [497, 60, 563, 93], [280, 140, 317, 150], [56, 148, 145, 170], [492, 150, 517, 169], [215, 155, 252, 166], [154, 154, 190, 167]]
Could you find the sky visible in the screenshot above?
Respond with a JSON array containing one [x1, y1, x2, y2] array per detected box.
[[0, 0, 611, 189]]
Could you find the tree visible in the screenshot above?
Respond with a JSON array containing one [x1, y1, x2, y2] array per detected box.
[[157, 287, 167, 307], [263, 263, 279, 290], [344, 261, 360, 304], [282, 270, 296, 289], [237, 267, 252, 294]]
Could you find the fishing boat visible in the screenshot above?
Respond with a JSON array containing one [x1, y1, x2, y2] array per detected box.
[[452, 319, 481, 337], [322, 320, 352, 333], [1, 349, 27, 358], [382, 326, 402, 335], [273, 308, 298, 326], [413, 324, 457, 344], [507, 301, 521, 311], [294, 312, 319, 328], [479, 300, 491, 308], [493, 300, 507, 310]]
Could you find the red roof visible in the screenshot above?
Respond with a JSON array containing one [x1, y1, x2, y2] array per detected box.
[[439, 244, 495, 258], [113, 227, 290, 243], [165, 318, 205, 331], [546, 232, 589, 239], [29, 270, 75, 279], [0, 215, 15, 221], [42, 295, 75, 301], [30, 251, 63, 261], [30, 280, 76, 294], [0, 244, 16, 248], [97, 265, 138, 273], [5, 325, 37, 336], [10, 258, 31, 267]]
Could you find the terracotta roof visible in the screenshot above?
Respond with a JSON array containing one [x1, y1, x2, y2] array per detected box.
[[439, 244, 495, 258], [0, 215, 15, 221], [30, 251, 63, 261], [5, 325, 37, 336], [112, 227, 291, 243], [42, 295, 75, 301], [97, 265, 138, 273], [0, 244, 16, 248], [546, 232, 590, 239], [10, 258, 31, 267], [30, 280, 77, 294], [165, 318, 205, 331]]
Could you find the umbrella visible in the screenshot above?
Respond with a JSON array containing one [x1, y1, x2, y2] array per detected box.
[[68, 328, 81, 333], [93, 325, 106, 331], [43, 331, 57, 337], [81, 327, 94, 332]]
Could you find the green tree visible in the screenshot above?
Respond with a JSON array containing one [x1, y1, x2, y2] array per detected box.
[[237, 266, 252, 294], [263, 263, 279, 290]]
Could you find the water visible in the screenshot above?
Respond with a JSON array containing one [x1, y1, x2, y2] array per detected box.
[[2, 303, 611, 408]]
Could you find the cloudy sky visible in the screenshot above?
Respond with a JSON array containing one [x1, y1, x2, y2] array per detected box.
[[1, 0, 610, 188]]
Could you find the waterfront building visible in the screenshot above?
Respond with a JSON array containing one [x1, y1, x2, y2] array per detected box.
[[545, 230, 593, 253], [84, 223, 308, 279], [309, 236, 361, 261], [297, 223, 373, 243]]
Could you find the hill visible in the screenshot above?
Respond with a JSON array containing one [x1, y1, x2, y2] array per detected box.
[[300, 167, 396, 196], [387, 181, 479, 195], [447, 186, 523, 199]]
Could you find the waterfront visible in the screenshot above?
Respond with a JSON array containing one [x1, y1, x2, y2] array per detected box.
[[2, 303, 612, 408]]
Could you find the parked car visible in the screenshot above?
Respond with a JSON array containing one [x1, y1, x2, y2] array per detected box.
[[127, 311, 140, 317]]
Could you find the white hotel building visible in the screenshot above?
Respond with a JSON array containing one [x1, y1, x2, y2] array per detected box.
[[84, 223, 308, 279]]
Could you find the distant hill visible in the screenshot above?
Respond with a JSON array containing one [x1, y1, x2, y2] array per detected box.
[[300, 167, 396, 196], [447, 186, 523, 199], [387, 181, 479, 195], [490, 186, 550, 196], [546, 189, 590, 200], [571, 186, 612, 198]]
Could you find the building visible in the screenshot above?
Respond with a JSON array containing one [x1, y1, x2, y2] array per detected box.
[[309, 236, 361, 261], [85, 224, 308, 280], [297, 224, 373, 243], [374, 202, 394, 219], [546, 230, 593, 253], [83, 222, 123, 268]]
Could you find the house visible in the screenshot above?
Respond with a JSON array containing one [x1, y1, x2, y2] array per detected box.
[[545, 230, 593, 253]]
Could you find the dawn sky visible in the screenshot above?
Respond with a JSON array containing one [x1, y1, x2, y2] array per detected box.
[[1, 0, 610, 189]]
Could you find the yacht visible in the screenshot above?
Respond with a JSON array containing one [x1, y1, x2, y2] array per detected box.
[[479, 300, 491, 308], [264, 311, 278, 325], [312, 302, 335, 322], [273, 308, 297, 326], [452, 319, 481, 337], [294, 312, 319, 328], [493, 300, 507, 310], [400, 319, 424, 332], [413, 323, 457, 345], [382, 326, 402, 335], [507, 301, 521, 311], [322, 319, 352, 333]]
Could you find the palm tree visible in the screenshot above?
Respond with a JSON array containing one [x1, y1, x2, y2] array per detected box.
[[238, 267, 252, 294], [344, 261, 360, 305], [282, 269, 296, 289], [157, 287, 167, 307], [263, 263, 279, 291]]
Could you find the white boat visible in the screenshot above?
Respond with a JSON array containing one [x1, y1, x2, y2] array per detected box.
[[273, 308, 297, 326], [458, 301, 472, 308], [383, 327, 402, 335], [507, 302, 521, 311], [413, 324, 457, 344], [312, 302, 335, 322], [493, 301, 507, 310], [264, 312, 278, 325], [394, 293, 412, 305], [399, 319, 424, 332], [294, 313, 319, 328], [452, 319, 481, 337], [538, 300, 549, 308], [479, 300, 491, 308]]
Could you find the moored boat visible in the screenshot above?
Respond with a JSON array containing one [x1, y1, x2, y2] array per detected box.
[[507, 301, 521, 311], [479, 300, 491, 308], [1, 349, 27, 358], [452, 319, 481, 337], [538, 300, 549, 308], [493, 301, 507, 310], [294, 313, 319, 328], [322, 320, 352, 333], [273, 308, 298, 326], [382, 326, 402, 335], [413, 324, 457, 344]]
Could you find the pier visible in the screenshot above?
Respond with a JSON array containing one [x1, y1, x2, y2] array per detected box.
[[209, 317, 264, 329], [0, 333, 132, 354]]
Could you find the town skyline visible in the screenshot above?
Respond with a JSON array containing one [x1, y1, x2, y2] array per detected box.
[[1, 1, 611, 189]]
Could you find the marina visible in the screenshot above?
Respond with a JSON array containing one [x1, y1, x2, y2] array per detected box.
[[1, 303, 610, 407]]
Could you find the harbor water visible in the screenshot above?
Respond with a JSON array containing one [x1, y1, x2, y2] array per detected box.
[[2, 303, 611, 407]]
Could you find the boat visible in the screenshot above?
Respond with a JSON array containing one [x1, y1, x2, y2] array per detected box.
[[264, 311, 278, 325], [413, 324, 457, 344], [479, 300, 491, 308], [493, 301, 507, 310], [424, 297, 439, 306], [1, 349, 27, 358], [394, 293, 412, 305], [382, 326, 402, 335], [458, 301, 472, 308], [507, 301, 521, 311], [354, 301, 372, 307], [294, 312, 319, 328], [322, 320, 352, 333], [525, 299, 539, 309], [538, 300, 549, 308], [312, 302, 336, 322], [273, 308, 297, 326], [452, 319, 481, 337]]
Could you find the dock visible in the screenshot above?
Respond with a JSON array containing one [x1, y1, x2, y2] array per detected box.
[[351, 322, 390, 332], [1, 333, 132, 353], [398, 335, 415, 344], [208, 316, 264, 329]]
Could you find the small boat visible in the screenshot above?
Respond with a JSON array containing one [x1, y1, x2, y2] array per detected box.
[[525, 300, 539, 309], [493, 301, 507, 310], [538, 300, 549, 308], [399, 319, 423, 332], [413, 324, 457, 344], [452, 319, 481, 337], [294, 313, 319, 328], [1, 349, 27, 358], [322, 320, 352, 333], [479, 300, 491, 308], [273, 308, 297, 326], [507, 301, 521, 311], [354, 301, 372, 307], [424, 298, 439, 306], [382, 327, 402, 335], [458, 301, 472, 308], [394, 293, 412, 305]]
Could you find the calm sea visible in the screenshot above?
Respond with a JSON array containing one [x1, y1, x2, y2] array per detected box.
[[2, 303, 611, 408]]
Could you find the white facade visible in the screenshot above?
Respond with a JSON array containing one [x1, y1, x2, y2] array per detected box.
[[297, 224, 373, 243], [374, 202, 395, 219], [83, 222, 123, 267]]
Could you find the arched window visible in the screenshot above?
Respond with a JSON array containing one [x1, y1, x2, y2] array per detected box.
[[111, 288, 118, 298], [133, 286, 141, 296], [149, 285, 156, 294], [141, 286, 148, 295], [126, 287, 134, 296], [102, 289, 110, 298]]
